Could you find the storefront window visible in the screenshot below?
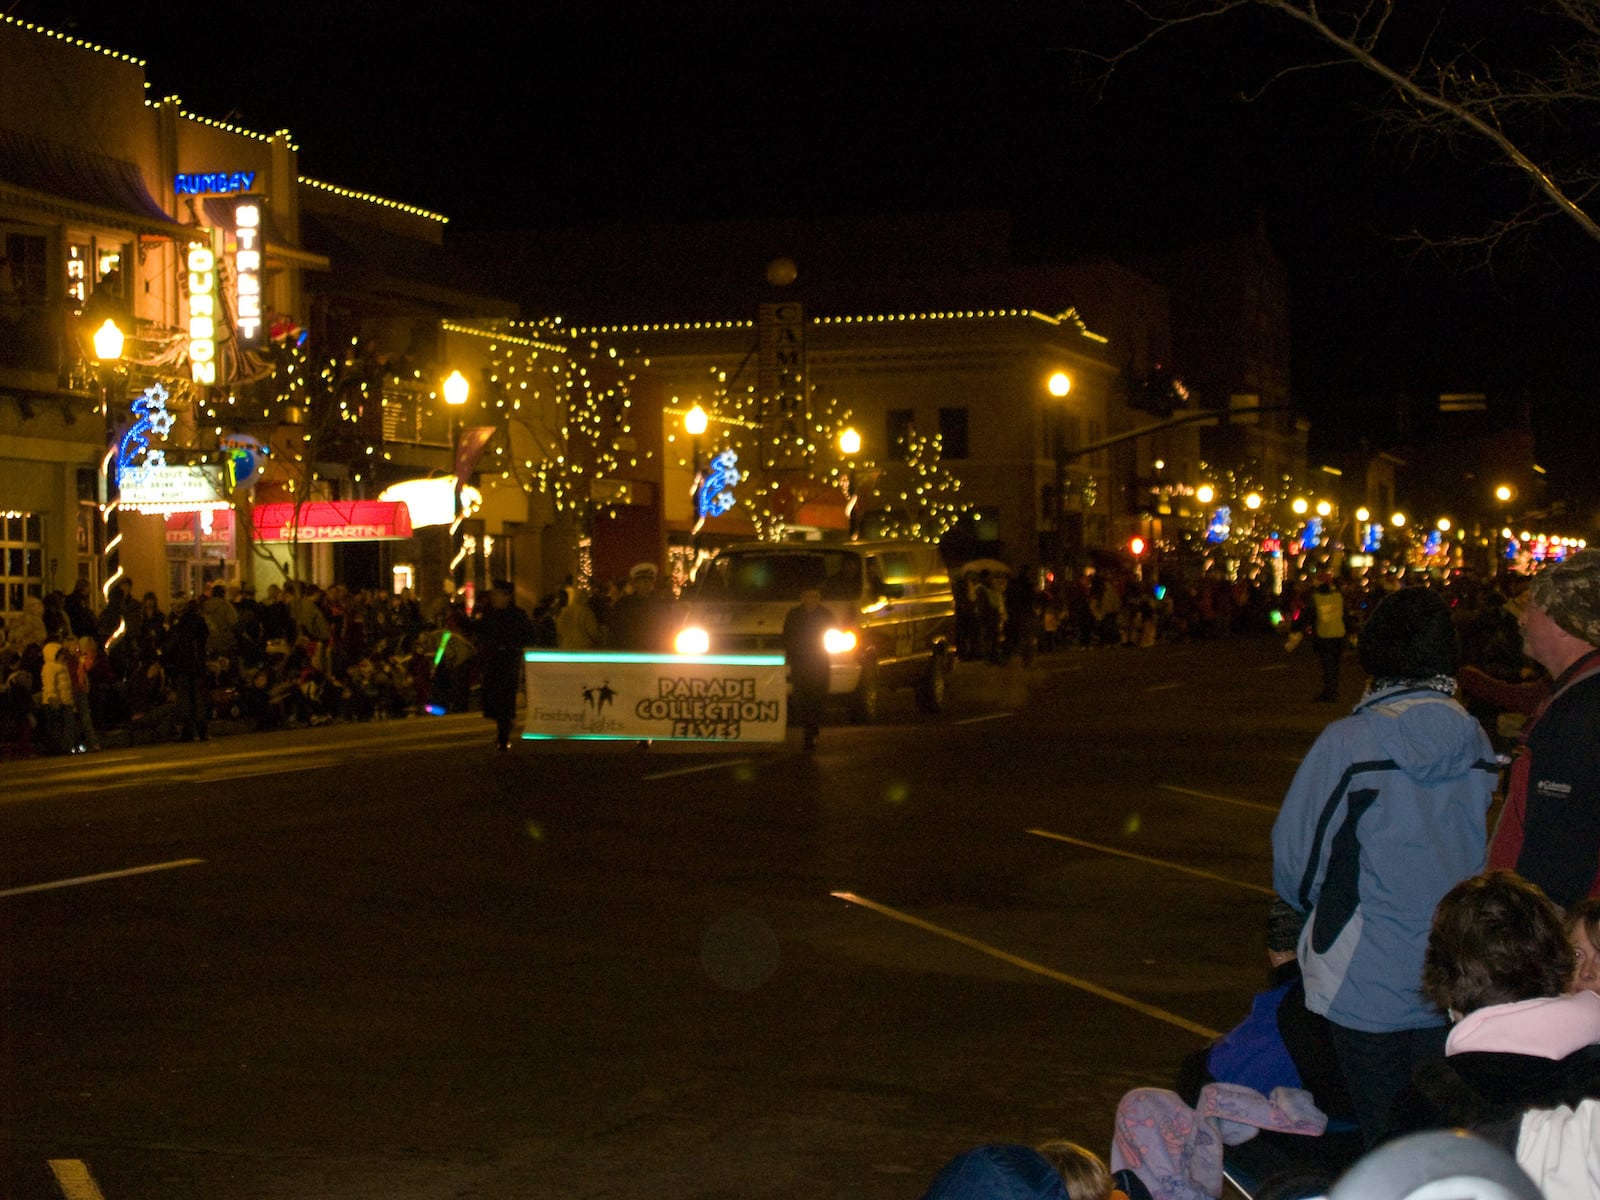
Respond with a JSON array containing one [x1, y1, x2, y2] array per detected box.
[[1, 511, 45, 620]]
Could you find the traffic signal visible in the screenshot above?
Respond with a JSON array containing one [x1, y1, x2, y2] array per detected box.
[[1129, 535, 1147, 556]]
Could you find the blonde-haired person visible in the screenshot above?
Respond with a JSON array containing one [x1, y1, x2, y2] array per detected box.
[[1034, 1140, 1127, 1200]]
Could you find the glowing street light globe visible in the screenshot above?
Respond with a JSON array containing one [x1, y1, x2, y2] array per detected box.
[[1495, 485, 1513, 503], [684, 404, 708, 436], [1316, 500, 1333, 517], [1245, 493, 1263, 510], [838, 427, 861, 456], [442, 369, 470, 407], [1356, 508, 1371, 522], [93, 318, 124, 362], [1437, 517, 1452, 533], [1196, 484, 1215, 504], [1291, 497, 1309, 515], [1391, 512, 1407, 528], [1046, 372, 1071, 398]]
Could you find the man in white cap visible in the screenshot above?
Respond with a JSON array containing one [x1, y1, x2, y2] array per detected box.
[[607, 562, 670, 651], [1489, 549, 1600, 906]]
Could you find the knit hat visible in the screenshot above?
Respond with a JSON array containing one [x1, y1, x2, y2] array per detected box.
[[1528, 548, 1600, 646]]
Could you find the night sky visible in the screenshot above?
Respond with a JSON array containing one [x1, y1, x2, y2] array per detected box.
[[39, 1, 1600, 508]]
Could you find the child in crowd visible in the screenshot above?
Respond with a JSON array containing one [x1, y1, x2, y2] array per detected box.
[[1567, 898, 1600, 995], [1036, 1141, 1123, 1200], [921, 1141, 1128, 1200]]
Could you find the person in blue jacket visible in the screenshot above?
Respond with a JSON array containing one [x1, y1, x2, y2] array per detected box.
[[1271, 586, 1500, 1148]]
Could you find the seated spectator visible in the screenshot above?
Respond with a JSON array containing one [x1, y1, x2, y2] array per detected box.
[[1389, 870, 1600, 1193], [1176, 899, 1353, 1122], [127, 662, 180, 742], [1565, 898, 1600, 997]]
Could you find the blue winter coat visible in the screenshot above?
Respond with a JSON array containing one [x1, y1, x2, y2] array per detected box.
[[1272, 684, 1499, 1033]]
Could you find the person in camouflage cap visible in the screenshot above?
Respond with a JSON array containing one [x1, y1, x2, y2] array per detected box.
[[1489, 548, 1600, 906]]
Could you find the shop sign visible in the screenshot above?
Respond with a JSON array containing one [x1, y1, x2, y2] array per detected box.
[[234, 198, 263, 346], [119, 464, 229, 514], [186, 234, 218, 385], [174, 171, 257, 195], [250, 501, 414, 543], [521, 651, 787, 743]]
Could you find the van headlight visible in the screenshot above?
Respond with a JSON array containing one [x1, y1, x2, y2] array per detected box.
[[674, 626, 711, 655], [823, 628, 857, 655]]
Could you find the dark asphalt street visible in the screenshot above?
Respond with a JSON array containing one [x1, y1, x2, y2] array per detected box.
[[0, 634, 1370, 1199]]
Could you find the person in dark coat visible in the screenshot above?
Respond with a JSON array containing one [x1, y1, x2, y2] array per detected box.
[[472, 579, 537, 750], [782, 585, 835, 753], [164, 599, 212, 742], [63, 577, 97, 639]]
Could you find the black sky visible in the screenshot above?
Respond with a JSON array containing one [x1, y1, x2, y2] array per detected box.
[[42, 1, 1600, 507]]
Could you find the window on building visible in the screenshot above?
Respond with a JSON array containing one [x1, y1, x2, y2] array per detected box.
[[886, 408, 915, 461], [3, 230, 49, 304], [938, 407, 969, 459], [1, 512, 45, 619]]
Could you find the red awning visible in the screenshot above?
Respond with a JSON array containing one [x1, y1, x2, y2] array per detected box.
[[251, 501, 413, 543]]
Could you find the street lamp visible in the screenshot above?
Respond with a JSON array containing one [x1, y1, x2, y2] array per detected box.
[[838, 426, 862, 537], [443, 369, 470, 583], [93, 319, 125, 646], [1045, 372, 1072, 581]]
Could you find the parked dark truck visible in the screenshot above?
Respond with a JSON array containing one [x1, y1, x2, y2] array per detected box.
[[672, 541, 957, 721]]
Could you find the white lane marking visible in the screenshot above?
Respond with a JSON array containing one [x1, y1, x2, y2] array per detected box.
[[0, 858, 205, 899], [176, 761, 335, 784], [1145, 682, 1183, 692], [1159, 784, 1278, 813], [642, 759, 753, 781], [832, 890, 1220, 1039], [49, 1160, 106, 1200], [952, 712, 1013, 725], [1026, 828, 1274, 896], [1259, 663, 1290, 672]]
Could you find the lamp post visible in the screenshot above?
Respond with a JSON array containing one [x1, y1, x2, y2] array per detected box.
[[93, 318, 125, 646], [838, 425, 861, 538], [1046, 371, 1071, 583], [443, 369, 470, 586]]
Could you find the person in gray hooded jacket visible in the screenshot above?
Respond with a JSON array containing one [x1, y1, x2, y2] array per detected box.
[[1272, 585, 1500, 1148]]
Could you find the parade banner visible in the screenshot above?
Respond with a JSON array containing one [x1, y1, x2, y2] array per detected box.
[[522, 651, 787, 743]]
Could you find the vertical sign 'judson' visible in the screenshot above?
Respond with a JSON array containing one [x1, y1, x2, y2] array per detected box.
[[186, 232, 218, 385]]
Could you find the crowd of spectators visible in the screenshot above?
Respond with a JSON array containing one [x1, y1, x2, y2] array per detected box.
[[0, 565, 686, 758], [917, 558, 1600, 1200]]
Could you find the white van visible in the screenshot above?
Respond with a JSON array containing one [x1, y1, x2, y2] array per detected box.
[[673, 540, 957, 721]]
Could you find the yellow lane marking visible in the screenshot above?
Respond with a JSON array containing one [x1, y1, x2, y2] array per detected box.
[[1159, 784, 1278, 813], [952, 712, 1013, 725], [831, 890, 1220, 1040], [0, 858, 205, 900], [1026, 828, 1274, 896], [1145, 682, 1184, 692], [48, 1159, 106, 1200]]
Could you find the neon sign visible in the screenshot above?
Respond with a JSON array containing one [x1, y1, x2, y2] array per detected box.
[[174, 171, 257, 195], [115, 384, 175, 483], [693, 449, 740, 531], [186, 235, 218, 385], [234, 198, 263, 346]]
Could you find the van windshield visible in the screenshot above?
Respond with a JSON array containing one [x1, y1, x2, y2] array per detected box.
[[693, 550, 863, 602]]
